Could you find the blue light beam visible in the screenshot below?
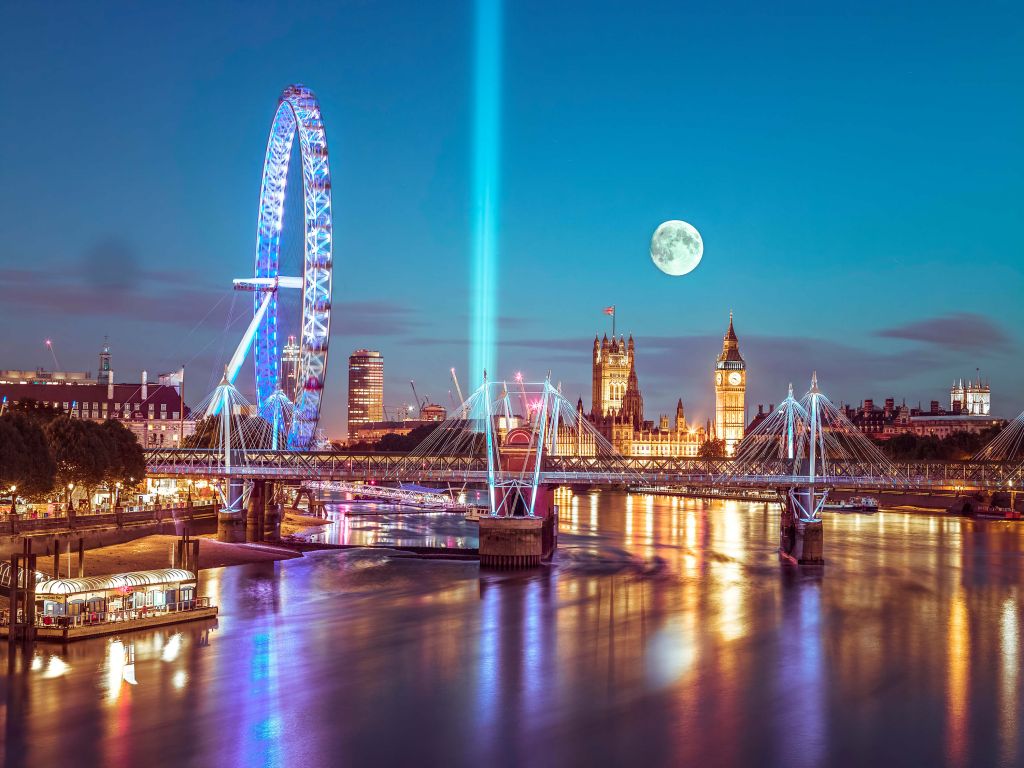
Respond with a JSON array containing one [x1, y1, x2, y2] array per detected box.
[[470, 0, 502, 385]]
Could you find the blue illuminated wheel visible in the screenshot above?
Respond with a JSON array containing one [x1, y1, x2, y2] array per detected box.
[[253, 84, 333, 450]]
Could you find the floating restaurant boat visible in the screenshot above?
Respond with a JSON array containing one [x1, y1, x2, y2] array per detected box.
[[824, 496, 879, 514], [971, 506, 1022, 521], [1, 568, 217, 643]]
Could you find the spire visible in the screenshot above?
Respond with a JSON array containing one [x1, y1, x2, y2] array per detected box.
[[717, 312, 744, 364], [621, 354, 644, 430]]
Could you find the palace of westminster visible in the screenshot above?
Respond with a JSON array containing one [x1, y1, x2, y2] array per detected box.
[[587, 315, 746, 458]]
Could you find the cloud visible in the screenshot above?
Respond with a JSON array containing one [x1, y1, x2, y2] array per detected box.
[[875, 313, 1010, 352], [0, 237, 222, 327], [81, 238, 143, 291], [0, 265, 223, 326]]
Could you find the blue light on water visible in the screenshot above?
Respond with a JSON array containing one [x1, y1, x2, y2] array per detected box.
[[470, 0, 502, 385]]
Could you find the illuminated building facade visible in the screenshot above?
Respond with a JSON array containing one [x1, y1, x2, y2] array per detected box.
[[714, 313, 746, 456], [347, 349, 384, 435], [591, 334, 633, 418], [588, 334, 706, 457], [950, 375, 990, 416], [281, 335, 301, 398], [0, 342, 190, 447]]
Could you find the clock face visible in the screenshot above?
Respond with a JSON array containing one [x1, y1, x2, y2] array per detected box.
[[715, 373, 723, 386], [728, 371, 742, 386]]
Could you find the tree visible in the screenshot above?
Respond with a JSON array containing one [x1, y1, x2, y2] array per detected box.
[[45, 416, 111, 510], [348, 423, 444, 452], [6, 398, 65, 424], [698, 438, 726, 459], [875, 426, 1005, 462], [0, 411, 57, 498], [101, 419, 146, 491]]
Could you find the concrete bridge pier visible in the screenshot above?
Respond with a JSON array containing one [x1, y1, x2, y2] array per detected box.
[[263, 483, 282, 542], [217, 478, 247, 543], [779, 487, 824, 566], [478, 485, 558, 569], [246, 480, 266, 543]]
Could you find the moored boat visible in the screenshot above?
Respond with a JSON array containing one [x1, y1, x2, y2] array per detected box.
[[824, 496, 879, 514]]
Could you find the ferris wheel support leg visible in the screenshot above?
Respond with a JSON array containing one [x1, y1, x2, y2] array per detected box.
[[225, 290, 276, 387]]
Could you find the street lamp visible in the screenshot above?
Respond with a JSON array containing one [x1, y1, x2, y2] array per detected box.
[[66, 482, 75, 516], [8, 485, 16, 519]]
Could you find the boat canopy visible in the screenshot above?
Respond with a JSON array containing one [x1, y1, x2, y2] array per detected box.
[[35, 569, 196, 597], [0, 560, 48, 589]]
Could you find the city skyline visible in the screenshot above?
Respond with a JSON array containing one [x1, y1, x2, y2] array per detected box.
[[1, 1, 1022, 438], [4, 5, 1024, 765]]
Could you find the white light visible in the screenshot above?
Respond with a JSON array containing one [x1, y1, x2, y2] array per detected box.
[[42, 656, 70, 679], [161, 633, 182, 662]]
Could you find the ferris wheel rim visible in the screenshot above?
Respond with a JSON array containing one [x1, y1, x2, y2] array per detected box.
[[252, 84, 333, 450]]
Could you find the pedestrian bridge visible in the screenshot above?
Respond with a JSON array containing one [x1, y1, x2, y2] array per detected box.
[[144, 448, 1023, 493]]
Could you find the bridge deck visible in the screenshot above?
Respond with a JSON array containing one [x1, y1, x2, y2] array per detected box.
[[145, 449, 1024, 492]]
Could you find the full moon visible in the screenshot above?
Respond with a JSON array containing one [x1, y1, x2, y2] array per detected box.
[[650, 220, 703, 276]]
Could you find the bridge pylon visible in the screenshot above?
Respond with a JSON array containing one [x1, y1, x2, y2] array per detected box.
[[731, 373, 893, 566], [399, 373, 627, 566]]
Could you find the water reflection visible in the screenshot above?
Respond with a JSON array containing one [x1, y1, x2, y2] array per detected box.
[[1000, 596, 1019, 766], [3, 492, 1024, 766], [303, 500, 478, 549]]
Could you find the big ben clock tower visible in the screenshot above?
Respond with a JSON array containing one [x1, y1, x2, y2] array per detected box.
[[714, 312, 746, 456]]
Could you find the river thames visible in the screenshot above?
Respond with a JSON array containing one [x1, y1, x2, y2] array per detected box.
[[3, 491, 1022, 767]]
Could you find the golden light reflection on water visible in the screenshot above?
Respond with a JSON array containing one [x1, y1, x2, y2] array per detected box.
[[947, 589, 969, 767], [1000, 595, 1019, 765], [7, 491, 1024, 767]]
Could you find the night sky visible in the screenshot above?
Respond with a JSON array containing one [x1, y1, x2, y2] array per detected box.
[[2, 1, 1022, 437]]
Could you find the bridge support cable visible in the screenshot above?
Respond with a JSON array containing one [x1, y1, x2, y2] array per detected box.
[[186, 376, 282, 511], [974, 409, 1024, 466], [392, 377, 642, 513], [729, 373, 899, 499]]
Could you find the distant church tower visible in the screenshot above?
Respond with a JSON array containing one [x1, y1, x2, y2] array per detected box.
[[98, 336, 112, 383], [714, 313, 746, 456], [591, 334, 633, 418]]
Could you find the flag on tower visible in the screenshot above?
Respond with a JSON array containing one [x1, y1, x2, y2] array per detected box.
[[603, 306, 615, 316]]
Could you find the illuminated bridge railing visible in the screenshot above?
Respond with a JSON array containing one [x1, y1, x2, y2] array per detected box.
[[145, 450, 1024, 491], [145, 449, 488, 481]]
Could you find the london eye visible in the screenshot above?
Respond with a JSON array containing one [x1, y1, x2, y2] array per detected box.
[[227, 84, 334, 450]]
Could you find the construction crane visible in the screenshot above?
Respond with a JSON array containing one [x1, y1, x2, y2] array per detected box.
[[410, 380, 427, 416], [450, 367, 465, 405]]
